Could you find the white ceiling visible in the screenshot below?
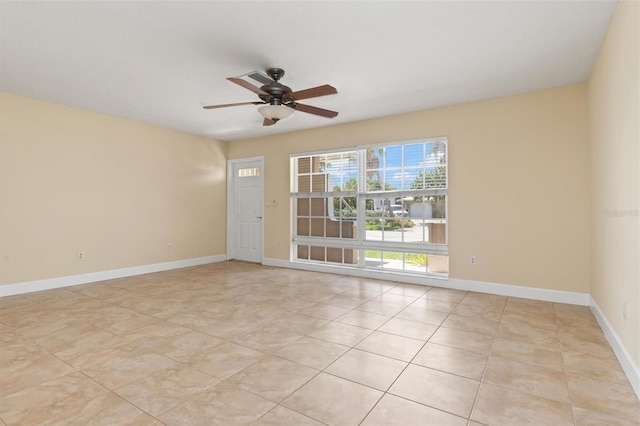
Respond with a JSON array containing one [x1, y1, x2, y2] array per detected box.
[[0, 1, 616, 142]]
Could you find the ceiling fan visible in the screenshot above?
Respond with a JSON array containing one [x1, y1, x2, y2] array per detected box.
[[203, 68, 338, 126]]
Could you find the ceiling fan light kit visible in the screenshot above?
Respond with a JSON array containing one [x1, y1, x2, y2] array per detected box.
[[204, 67, 338, 126], [258, 104, 294, 122]]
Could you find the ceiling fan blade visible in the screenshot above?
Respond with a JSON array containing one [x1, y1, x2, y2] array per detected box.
[[293, 103, 339, 118], [203, 101, 263, 109], [290, 85, 337, 101], [227, 77, 269, 96], [263, 118, 276, 126]]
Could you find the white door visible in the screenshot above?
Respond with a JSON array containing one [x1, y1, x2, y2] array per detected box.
[[228, 158, 263, 263]]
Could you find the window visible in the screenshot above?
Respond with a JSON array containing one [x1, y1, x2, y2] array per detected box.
[[238, 167, 260, 177], [291, 138, 448, 276]]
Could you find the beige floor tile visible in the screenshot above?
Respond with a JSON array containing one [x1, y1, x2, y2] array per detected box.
[[387, 284, 430, 298], [441, 313, 499, 336], [389, 364, 479, 418], [225, 356, 318, 402], [429, 327, 494, 355], [116, 365, 219, 416], [267, 312, 329, 334], [369, 292, 418, 306], [563, 351, 629, 384], [0, 305, 55, 330], [554, 303, 597, 324], [0, 294, 35, 309], [15, 315, 91, 341], [62, 334, 136, 368], [159, 382, 275, 426], [308, 321, 372, 346], [335, 310, 391, 329], [0, 349, 75, 398], [424, 288, 467, 303], [573, 406, 640, 426], [500, 309, 557, 328], [253, 405, 324, 425], [86, 305, 160, 335], [323, 294, 367, 309], [233, 325, 304, 354], [559, 329, 617, 359], [409, 297, 457, 313], [275, 336, 349, 370], [459, 292, 506, 310], [412, 342, 487, 380], [165, 307, 224, 330], [0, 371, 154, 425], [119, 321, 192, 341], [275, 298, 317, 312], [325, 348, 407, 391], [298, 291, 337, 304], [504, 297, 555, 317], [395, 306, 449, 325], [490, 337, 564, 370], [496, 318, 560, 348], [568, 374, 640, 422], [451, 302, 503, 321], [357, 300, 407, 316], [354, 280, 397, 293], [203, 316, 270, 340], [0, 331, 41, 364], [356, 331, 425, 361], [191, 341, 266, 380], [97, 288, 162, 309], [300, 303, 352, 321], [483, 356, 570, 403], [338, 287, 384, 300], [37, 326, 125, 366], [378, 317, 438, 340], [140, 330, 224, 363], [472, 383, 574, 426], [361, 393, 467, 426], [71, 281, 136, 299], [127, 297, 209, 320], [80, 347, 179, 391], [282, 372, 383, 426]]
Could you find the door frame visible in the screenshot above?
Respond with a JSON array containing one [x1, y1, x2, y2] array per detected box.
[[226, 156, 265, 262]]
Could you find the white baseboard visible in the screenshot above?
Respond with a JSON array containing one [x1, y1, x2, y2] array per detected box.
[[262, 258, 590, 305], [0, 255, 227, 297], [590, 297, 640, 399]]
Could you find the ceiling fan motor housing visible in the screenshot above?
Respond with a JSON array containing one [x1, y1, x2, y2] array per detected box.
[[259, 68, 293, 105]]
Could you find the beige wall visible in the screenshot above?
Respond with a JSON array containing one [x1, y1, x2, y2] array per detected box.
[[588, 0, 639, 367], [228, 84, 591, 294], [0, 92, 227, 286]]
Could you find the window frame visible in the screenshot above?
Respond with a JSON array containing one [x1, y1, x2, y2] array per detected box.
[[290, 137, 448, 276]]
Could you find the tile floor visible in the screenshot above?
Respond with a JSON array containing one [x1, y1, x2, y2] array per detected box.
[[0, 262, 638, 425]]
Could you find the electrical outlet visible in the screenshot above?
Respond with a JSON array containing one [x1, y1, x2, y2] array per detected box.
[[469, 256, 477, 265], [275, 241, 281, 248], [77, 251, 84, 261], [623, 301, 627, 320], [167, 243, 172, 251]]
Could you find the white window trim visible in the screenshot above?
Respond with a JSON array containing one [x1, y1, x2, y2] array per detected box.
[[290, 138, 448, 275]]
